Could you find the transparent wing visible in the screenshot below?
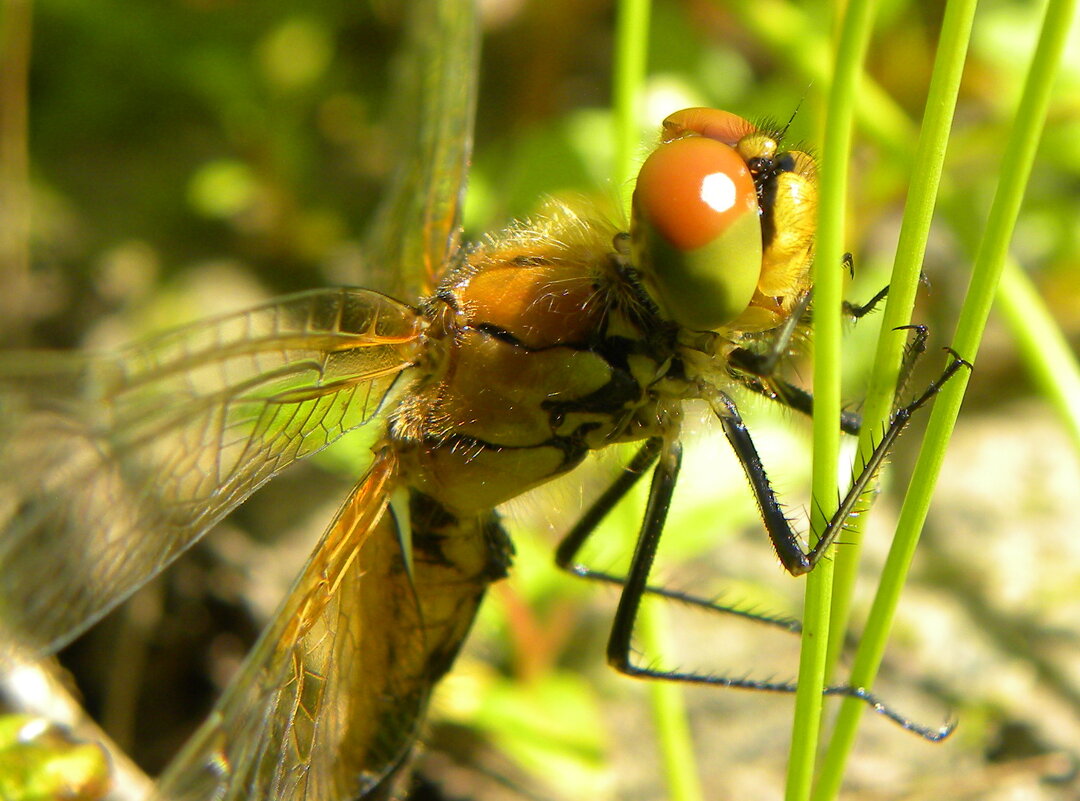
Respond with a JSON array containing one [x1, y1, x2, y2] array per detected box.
[[153, 450, 429, 801], [363, 0, 479, 297], [0, 288, 423, 657]]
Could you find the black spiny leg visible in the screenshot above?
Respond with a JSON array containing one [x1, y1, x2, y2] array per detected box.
[[708, 350, 970, 576], [555, 438, 800, 632], [893, 324, 929, 403], [593, 434, 954, 741], [730, 313, 922, 439], [555, 438, 661, 572], [735, 377, 863, 436], [550, 362, 966, 738], [843, 283, 889, 319], [606, 439, 682, 675], [729, 281, 891, 435]]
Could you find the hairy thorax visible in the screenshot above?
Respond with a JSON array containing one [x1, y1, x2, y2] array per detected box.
[[389, 206, 699, 518]]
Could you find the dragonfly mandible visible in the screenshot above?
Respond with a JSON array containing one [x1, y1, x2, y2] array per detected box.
[[0, 1, 965, 798]]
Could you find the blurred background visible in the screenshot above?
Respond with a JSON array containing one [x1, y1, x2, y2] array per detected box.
[[1, 0, 1078, 799]]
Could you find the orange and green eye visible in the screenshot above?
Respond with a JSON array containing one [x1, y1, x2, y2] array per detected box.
[[632, 125, 763, 331]]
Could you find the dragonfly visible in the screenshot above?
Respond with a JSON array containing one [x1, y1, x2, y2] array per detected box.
[[0, 0, 966, 798]]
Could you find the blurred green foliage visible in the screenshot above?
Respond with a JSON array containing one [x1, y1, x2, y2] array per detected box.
[[19, 1, 407, 346], [17, 0, 1079, 345]]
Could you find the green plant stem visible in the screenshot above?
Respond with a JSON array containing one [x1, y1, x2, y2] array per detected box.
[[823, 0, 978, 686], [612, 0, 651, 208], [996, 259, 1080, 453], [814, 0, 1078, 796], [786, 0, 878, 797], [639, 603, 705, 801]]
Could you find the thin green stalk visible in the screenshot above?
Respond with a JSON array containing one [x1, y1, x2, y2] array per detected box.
[[638, 604, 705, 801], [612, 0, 651, 205], [611, 3, 702, 800], [814, 0, 1078, 797], [996, 258, 1080, 453], [812, 0, 979, 792], [786, 0, 877, 797], [823, 0, 978, 686]]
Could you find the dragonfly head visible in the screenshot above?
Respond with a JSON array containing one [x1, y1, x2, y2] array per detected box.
[[631, 107, 817, 334]]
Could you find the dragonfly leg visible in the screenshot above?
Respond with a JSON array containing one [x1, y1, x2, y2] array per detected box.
[[731, 293, 933, 437], [843, 283, 889, 319], [728, 255, 887, 383], [710, 390, 812, 574], [712, 345, 970, 576], [733, 375, 863, 436], [598, 433, 954, 741], [554, 438, 660, 572], [892, 323, 929, 403], [605, 437, 683, 675], [554, 438, 800, 633], [728, 279, 891, 436]]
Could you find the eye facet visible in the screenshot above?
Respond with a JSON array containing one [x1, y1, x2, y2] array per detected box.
[[632, 132, 763, 331]]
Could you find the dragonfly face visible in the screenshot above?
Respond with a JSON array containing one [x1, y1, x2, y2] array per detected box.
[[0, 5, 837, 799]]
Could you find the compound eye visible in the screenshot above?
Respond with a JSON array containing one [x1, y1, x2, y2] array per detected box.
[[632, 135, 763, 331], [661, 107, 757, 146]]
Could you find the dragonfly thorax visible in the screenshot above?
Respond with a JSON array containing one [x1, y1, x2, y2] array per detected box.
[[390, 205, 686, 519]]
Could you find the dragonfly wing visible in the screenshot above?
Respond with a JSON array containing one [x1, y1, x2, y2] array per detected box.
[[363, 0, 479, 297], [153, 450, 428, 801], [0, 288, 423, 657]]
